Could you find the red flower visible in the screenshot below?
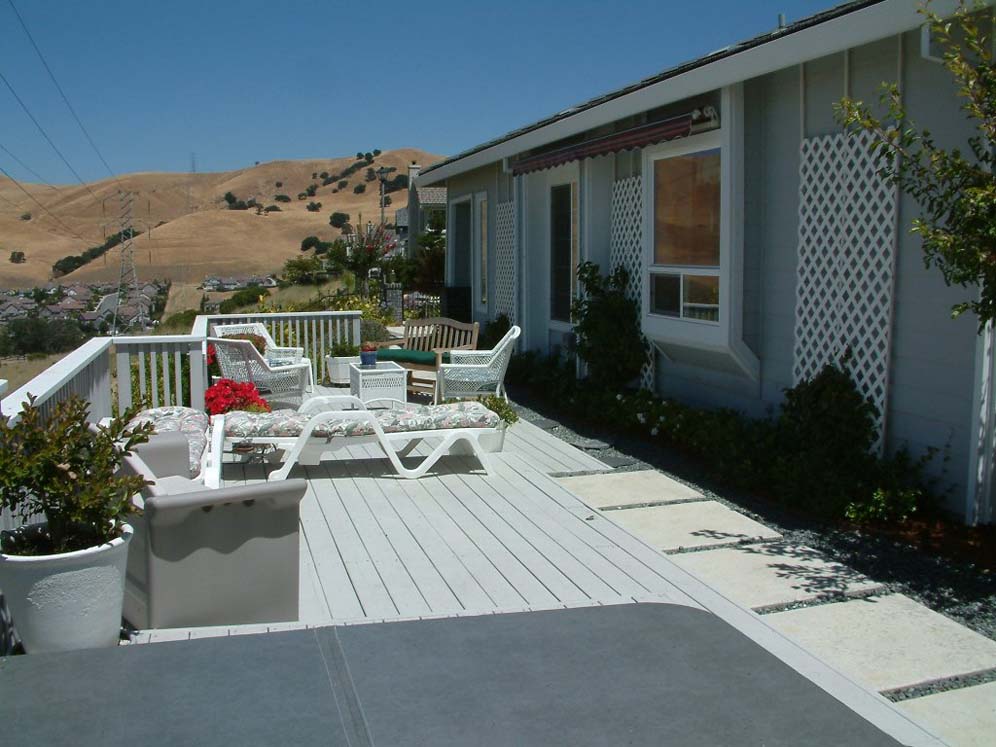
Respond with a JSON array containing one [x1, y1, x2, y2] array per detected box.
[[205, 379, 271, 416]]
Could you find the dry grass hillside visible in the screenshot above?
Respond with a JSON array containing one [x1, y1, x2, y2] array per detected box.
[[0, 147, 442, 288]]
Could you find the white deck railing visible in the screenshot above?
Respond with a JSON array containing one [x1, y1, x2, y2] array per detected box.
[[0, 310, 362, 531]]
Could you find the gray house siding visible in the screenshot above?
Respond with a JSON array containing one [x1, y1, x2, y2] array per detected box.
[[654, 29, 979, 513]]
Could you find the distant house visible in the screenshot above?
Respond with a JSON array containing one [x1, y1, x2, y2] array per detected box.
[[418, 0, 995, 525], [201, 277, 222, 291], [404, 163, 446, 256]]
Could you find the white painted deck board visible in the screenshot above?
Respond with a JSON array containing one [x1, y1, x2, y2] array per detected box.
[[138, 414, 710, 643]]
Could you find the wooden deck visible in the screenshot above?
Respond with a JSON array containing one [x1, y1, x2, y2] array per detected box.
[[132, 420, 701, 643]]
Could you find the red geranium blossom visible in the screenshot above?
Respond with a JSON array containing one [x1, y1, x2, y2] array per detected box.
[[204, 379, 271, 416]]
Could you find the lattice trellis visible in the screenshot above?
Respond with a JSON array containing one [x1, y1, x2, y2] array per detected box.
[[495, 201, 517, 323], [610, 175, 654, 390], [793, 130, 898, 451]]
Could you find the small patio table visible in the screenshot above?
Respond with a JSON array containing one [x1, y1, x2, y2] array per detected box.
[[349, 361, 407, 405]]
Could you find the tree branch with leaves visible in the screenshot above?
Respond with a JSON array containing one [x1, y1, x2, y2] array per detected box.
[[835, 0, 996, 328]]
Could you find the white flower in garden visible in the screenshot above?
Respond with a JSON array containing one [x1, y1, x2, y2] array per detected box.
[[616, 394, 623, 401], [637, 413, 646, 424], [650, 427, 659, 436]]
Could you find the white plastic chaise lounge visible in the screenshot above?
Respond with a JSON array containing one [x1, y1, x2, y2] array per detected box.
[[214, 395, 502, 480]]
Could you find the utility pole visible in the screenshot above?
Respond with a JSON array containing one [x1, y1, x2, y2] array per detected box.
[[112, 190, 145, 333]]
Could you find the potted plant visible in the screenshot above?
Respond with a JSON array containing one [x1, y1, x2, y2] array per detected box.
[[326, 341, 361, 384], [360, 341, 378, 367], [478, 395, 518, 452], [204, 379, 271, 416], [0, 395, 153, 653]]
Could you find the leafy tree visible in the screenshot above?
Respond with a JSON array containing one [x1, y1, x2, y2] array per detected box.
[[327, 240, 349, 273], [264, 204, 281, 212], [306, 201, 322, 212], [306, 183, 318, 197], [274, 194, 291, 202], [366, 167, 377, 181], [363, 152, 373, 163], [218, 286, 269, 314], [319, 171, 329, 180], [356, 151, 363, 160], [349, 224, 396, 283], [297, 192, 308, 200], [223, 191, 237, 205], [338, 179, 348, 189], [384, 174, 409, 193], [836, 1, 996, 327], [353, 183, 366, 194], [2, 317, 85, 355], [382, 194, 392, 207], [330, 212, 350, 228], [9, 251, 26, 264], [301, 235, 322, 251], [275, 181, 283, 187], [19, 212, 30, 221], [372, 148, 381, 156], [282, 255, 325, 284], [311, 172, 318, 179]]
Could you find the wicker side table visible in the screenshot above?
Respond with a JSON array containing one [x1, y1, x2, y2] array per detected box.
[[349, 361, 407, 405]]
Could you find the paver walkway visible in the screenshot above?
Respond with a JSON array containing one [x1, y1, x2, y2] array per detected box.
[[557, 469, 996, 747]]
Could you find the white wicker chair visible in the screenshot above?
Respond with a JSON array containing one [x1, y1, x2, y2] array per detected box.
[[436, 326, 520, 403], [209, 337, 312, 404], [213, 322, 314, 390]]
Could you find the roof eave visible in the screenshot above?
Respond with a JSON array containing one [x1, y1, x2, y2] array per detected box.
[[418, 0, 958, 186]]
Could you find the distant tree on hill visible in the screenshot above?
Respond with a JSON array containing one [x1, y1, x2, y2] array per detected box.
[[337, 179, 348, 189], [372, 149, 381, 156], [340, 223, 354, 236], [319, 171, 329, 180], [311, 172, 318, 179], [353, 183, 366, 194], [363, 152, 374, 164], [384, 174, 409, 193], [356, 152, 363, 160], [306, 201, 322, 212], [19, 212, 31, 221], [381, 195, 392, 207], [305, 184, 318, 197], [283, 255, 325, 285], [274, 194, 291, 202], [9, 250, 26, 263], [223, 191, 237, 205], [264, 205, 281, 212], [330, 212, 350, 228], [275, 181, 283, 188], [365, 168, 376, 181], [297, 192, 308, 200], [301, 236, 321, 251]]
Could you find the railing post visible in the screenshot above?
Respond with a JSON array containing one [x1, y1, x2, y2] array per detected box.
[[189, 342, 206, 410], [352, 316, 362, 346]]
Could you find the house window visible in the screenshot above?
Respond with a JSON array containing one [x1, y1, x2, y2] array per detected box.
[[479, 197, 488, 306], [550, 182, 578, 323], [650, 148, 720, 323]]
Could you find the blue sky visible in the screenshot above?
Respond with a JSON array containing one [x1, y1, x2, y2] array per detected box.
[[0, 0, 836, 183]]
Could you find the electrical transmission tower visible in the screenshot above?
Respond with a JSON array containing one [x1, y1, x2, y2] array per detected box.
[[111, 190, 145, 332]]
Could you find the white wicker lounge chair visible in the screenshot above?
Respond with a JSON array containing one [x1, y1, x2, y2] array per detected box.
[[214, 395, 501, 480], [213, 322, 314, 389], [436, 325, 521, 403], [209, 337, 312, 405]]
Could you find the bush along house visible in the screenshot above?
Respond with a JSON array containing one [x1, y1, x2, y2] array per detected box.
[[416, 0, 995, 525]]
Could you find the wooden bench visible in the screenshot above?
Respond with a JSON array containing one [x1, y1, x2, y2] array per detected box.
[[375, 317, 479, 397]]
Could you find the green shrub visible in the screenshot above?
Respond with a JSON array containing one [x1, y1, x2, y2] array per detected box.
[[297, 192, 307, 200], [338, 180, 348, 189], [479, 314, 511, 350], [223, 191, 236, 205], [353, 183, 366, 194], [274, 194, 292, 202], [305, 184, 317, 197], [301, 236, 321, 251], [19, 212, 31, 221], [218, 286, 270, 314], [275, 181, 283, 188], [361, 318, 390, 342], [571, 262, 648, 390], [9, 250, 26, 263], [264, 204, 281, 212], [306, 201, 322, 212], [330, 212, 350, 228]]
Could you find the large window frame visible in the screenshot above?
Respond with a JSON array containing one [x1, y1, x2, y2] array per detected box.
[[640, 85, 758, 379]]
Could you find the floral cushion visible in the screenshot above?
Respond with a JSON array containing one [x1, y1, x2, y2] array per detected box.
[[223, 401, 499, 440], [129, 406, 210, 476]]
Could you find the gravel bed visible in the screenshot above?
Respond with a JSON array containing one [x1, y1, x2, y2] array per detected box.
[[509, 390, 996, 645]]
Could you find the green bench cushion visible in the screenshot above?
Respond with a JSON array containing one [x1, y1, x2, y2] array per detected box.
[[377, 348, 451, 366]]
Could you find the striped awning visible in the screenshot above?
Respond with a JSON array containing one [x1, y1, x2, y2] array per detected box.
[[510, 111, 706, 176]]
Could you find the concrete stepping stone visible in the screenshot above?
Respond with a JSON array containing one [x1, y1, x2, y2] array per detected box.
[[558, 470, 703, 509], [670, 543, 884, 610], [765, 594, 996, 692], [606, 501, 781, 551], [898, 681, 996, 747]]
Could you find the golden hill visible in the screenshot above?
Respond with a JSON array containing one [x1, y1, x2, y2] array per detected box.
[[0, 147, 442, 287]]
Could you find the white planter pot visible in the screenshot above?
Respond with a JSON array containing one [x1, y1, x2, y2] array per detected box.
[[326, 355, 361, 385], [479, 424, 508, 453], [0, 523, 133, 653]]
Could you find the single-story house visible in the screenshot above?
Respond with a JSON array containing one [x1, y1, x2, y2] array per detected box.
[[417, 0, 993, 524], [404, 163, 446, 255]]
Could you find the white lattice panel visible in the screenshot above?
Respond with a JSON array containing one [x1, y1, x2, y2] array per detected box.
[[793, 130, 898, 450], [611, 175, 654, 390], [495, 201, 517, 323]]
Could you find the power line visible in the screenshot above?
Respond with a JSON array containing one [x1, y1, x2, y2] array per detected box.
[[6, 0, 118, 183], [0, 68, 103, 207], [0, 164, 97, 242], [0, 141, 60, 191]]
